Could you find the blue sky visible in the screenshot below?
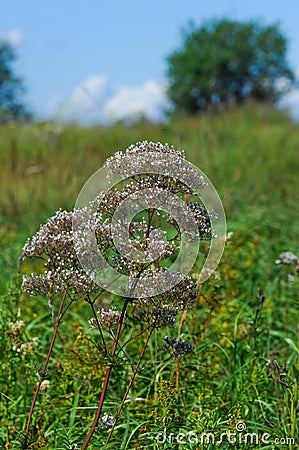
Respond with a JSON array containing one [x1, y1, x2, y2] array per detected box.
[[1, 0, 299, 123]]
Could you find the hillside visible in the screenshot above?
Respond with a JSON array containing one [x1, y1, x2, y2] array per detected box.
[[0, 104, 298, 448]]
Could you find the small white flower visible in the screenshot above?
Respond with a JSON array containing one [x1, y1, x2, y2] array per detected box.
[[89, 308, 121, 331], [102, 413, 115, 429], [40, 380, 51, 390], [276, 251, 298, 265], [9, 320, 25, 332]]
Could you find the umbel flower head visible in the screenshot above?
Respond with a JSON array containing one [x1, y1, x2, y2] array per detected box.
[[164, 335, 195, 358], [22, 141, 215, 315], [275, 251, 298, 265], [22, 209, 99, 296], [89, 307, 121, 331], [101, 413, 115, 429]]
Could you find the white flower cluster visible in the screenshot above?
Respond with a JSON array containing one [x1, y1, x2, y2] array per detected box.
[[89, 307, 121, 330], [275, 251, 298, 283], [104, 141, 207, 194], [7, 320, 38, 356], [104, 141, 184, 177], [40, 379, 51, 390], [22, 141, 215, 323], [101, 412, 115, 429], [22, 209, 99, 296], [186, 202, 214, 239], [13, 337, 39, 355], [9, 320, 25, 333], [275, 251, 298, 265]]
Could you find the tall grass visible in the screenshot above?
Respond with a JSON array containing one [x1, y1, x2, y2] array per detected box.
[[0, 103, 298, 448]]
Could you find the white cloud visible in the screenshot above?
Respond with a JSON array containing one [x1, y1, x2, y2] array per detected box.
[[45, 68, 299, 125], [49, 76, 168, 125], [281, 89, 299, 119], [0, 29, 24, 46], [280, 67, 299, 120], [52, 75, 109, 123], [103, 80, 168, 123]]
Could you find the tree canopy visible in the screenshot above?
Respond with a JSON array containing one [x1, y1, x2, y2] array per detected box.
[[167, 19, 295, 114], [0, 40, 29, 122]]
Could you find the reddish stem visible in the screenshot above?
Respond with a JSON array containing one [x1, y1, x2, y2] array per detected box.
[[105, 328, 154, 444], [81, 298, 129, 450], [23, 290, 67, 448]]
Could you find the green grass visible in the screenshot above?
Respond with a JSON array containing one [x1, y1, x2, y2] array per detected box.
[[0, 103, 298, 449]]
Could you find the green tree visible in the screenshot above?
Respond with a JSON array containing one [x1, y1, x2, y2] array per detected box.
[[0, 40, 29, 122], [167, 19, 295, 113]]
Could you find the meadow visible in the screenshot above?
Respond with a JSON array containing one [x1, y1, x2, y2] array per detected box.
[[0, 103, 298, 449]]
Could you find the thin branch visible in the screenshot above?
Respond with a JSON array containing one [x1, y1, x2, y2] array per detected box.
[[23, 289, 67, 449], [116, 325, 151, 356], [88, 297, 108, 356], [105, 328, 154, 444], [81, 298, 130, 450]]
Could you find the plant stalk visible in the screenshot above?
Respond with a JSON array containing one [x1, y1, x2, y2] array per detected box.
[[23, 289, 67, 448], [81, 298, 129, 450], [105, 328, 154, 444]]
